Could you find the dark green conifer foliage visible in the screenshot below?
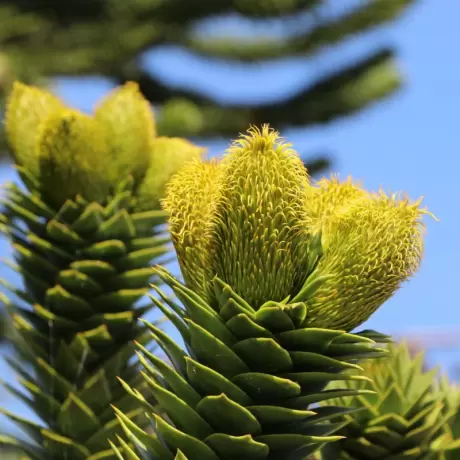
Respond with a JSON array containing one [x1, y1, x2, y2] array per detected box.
[[0, 0, 417, 172]]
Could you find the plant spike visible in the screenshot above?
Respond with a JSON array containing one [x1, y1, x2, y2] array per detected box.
[[117, 125, 432, 459], [0, 81, 203, 459], [319, 341, 460, 460]]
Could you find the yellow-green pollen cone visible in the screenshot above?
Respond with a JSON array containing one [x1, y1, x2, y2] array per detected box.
[[4, 81, 205, 209], [163, 125, 433, 332]]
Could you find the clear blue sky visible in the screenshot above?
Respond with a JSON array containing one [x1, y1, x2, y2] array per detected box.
[[1, 0, 459, 429]]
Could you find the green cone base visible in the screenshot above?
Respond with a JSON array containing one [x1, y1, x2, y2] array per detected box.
[[117, 267, 390, 460]]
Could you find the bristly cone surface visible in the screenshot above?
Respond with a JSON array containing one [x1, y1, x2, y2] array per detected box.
[[0, 81, 203, 459], [114, 126, 432, 460], [163, 125, 432, 332], [320, 342, 460, 460]]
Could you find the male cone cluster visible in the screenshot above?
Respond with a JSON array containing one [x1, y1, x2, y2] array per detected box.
[[164, 125, 429, 331], [115, 126, 432, 460]]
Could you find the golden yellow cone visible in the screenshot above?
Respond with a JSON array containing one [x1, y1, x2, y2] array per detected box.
[[163, 157, 220, 297], [37, 109, 111, 208], [95, 81, 156, 185], [137, 137, 206, 211], [4, 82, 64, 179], [306, 192, 430, 330]]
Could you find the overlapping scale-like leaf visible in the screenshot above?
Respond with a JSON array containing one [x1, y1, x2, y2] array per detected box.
[[118, 267, 389, 460]]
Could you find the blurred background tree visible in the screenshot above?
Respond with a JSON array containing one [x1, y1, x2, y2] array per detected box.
[[0, 312, 6, 343], [0, 0, 417, 174], [2, 1, 460, 455]]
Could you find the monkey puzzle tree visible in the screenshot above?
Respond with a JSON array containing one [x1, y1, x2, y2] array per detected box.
[[112, 125, 439, 460], [0, 81, 203, 458]]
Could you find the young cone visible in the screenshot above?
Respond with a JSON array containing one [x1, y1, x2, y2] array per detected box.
[[113, 125, 434, 460], [0, 82, 203, 459], [319, 342, 460, 460]]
